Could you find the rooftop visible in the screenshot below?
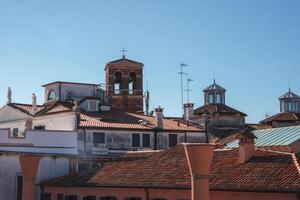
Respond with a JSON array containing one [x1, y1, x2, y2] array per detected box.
[[225, 125, 300, 149], [260, 112, 300, 124], [7, 101, 202, 132], [279, 88, 300, 100], [41, 145, 300, 193], [194, 103, 247, 116], [203, 80, 226, 92]]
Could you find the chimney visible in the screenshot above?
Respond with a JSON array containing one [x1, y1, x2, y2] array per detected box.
[[155, 106, 164, 129], [30, 93, 37, 115], [7, 87, 12, 104], [184, 103, 194, 121], [184, 143, 215, 200], [237, 131, 257, 164]]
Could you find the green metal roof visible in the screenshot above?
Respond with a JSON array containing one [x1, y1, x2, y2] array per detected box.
[[225, 125, 300, 148]]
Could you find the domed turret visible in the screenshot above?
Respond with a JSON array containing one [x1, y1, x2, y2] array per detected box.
[[203, 79, 226, 105], [279, 88, 300, 113]]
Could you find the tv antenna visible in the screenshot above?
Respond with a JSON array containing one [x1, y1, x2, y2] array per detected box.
[[178, 63, 188, 117], [184, 78, 194, 103]]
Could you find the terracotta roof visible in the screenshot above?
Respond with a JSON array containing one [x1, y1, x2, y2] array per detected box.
[[80, 111, 202, 132], [260, 112, 300, 124], [8, 101, 201, 132], [194, 104, 247, 116], [41, 145, 300, 192], [8, 103, 46, 115]]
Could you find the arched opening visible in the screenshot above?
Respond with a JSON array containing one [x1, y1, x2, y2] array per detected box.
[[128, 72, 136, 95], [114, 72, 122, 95], [48, 90, 56, 100]]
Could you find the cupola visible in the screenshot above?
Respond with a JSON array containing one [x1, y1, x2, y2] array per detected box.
[[203, 79, 226, 105], [279, 88, 300, 113]]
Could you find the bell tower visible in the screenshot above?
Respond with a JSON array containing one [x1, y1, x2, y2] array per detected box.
[[105, 50, 144, 113]]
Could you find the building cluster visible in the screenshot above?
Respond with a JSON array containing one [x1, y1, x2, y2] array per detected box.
[[0, 55, 299, 200]]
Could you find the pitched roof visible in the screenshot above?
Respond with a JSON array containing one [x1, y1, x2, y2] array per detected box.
[[8, 103, 46, 115], [8, 101, 201, 132], [203, 80, 226, 92], [225, 125, 300, 149], [106, 58, 143, 66], [41, 145, 300, 192], [79, 111, 201, 132], [279, 89, 300, 100], [194, 104, 247, 116], [260, 112, 300, 124]]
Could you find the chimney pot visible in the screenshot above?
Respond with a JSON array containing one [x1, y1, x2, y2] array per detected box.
[[184, 103, 194, 121], [155, 106, 164, 129], [184, 143, 215, 200]]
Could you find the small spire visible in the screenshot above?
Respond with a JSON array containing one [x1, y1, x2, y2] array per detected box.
[[213, 78, 216, 84], [121, 47, 127, 59], [7, 87, 12, 104]]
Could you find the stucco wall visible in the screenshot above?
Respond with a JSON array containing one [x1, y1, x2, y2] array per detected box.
[[42, 187, 299, 200], [77, 129, 205, 155], [0, 112, 76, 133], [0, 155, 70, 200]]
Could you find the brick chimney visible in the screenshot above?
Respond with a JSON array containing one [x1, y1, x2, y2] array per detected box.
[[237, 131, 257, 164], [184, 103, 194, 121], [155, 106, 164, 129], [184, 143, 215, 200]]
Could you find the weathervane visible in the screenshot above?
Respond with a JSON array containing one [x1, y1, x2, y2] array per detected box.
[[121, 47, 127, 59]]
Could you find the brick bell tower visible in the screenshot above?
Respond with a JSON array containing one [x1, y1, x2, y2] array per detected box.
[[105, 50, 143, 113]]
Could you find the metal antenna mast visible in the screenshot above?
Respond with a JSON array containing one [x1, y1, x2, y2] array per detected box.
[[185, 78, 193, 103], [178, 63, 188, 117], [145, 81, 150, 116]]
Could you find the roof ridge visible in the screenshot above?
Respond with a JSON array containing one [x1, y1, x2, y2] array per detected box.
[[291, 153, 300, 175]]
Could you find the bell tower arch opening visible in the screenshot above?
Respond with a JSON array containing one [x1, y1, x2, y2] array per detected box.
[[105, 53, 144, 113]]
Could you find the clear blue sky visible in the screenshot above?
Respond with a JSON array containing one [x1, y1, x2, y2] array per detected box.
[[0, 0, 299, 123]]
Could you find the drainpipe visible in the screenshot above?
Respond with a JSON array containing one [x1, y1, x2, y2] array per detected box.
[[184, 143, 215, 200], [154, 128, 158, 150]]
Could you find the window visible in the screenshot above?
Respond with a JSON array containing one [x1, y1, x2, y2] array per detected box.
[[142, 134, 150, 148], [65, 195, 77, 200], [132, 133, 140, 148], [93, 132, 105, 146], [57, 194, 64, 200], [169, 134, 178, 148], [83, 196, 96, 200], [128, 72, 136, 95], [34, 125, 45, 130], [216, 93, 221, 104], [16, 175, 22, 200], [48, 90, 56, 100], [114, 72, 122, 95], [12, 128, 19, 138], [44, 193, 51, 200], [208, 94, 214, 104]]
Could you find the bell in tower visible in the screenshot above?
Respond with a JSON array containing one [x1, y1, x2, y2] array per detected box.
[[105, 49, 144, 113], [203, 79, 226, 105]]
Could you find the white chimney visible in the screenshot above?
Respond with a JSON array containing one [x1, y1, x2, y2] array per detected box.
[[7, 87, 12, 104], [30, 93, 37, 115], [184, 103, 194, 121], [155, 106, 164, 129], [237, 131, 257, 164]]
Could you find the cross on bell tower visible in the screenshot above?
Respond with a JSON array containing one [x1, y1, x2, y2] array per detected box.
[[121, 47, 127, 59]]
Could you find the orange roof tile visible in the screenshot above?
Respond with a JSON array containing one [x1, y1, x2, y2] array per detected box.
[[41, 145, 300, 192]]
